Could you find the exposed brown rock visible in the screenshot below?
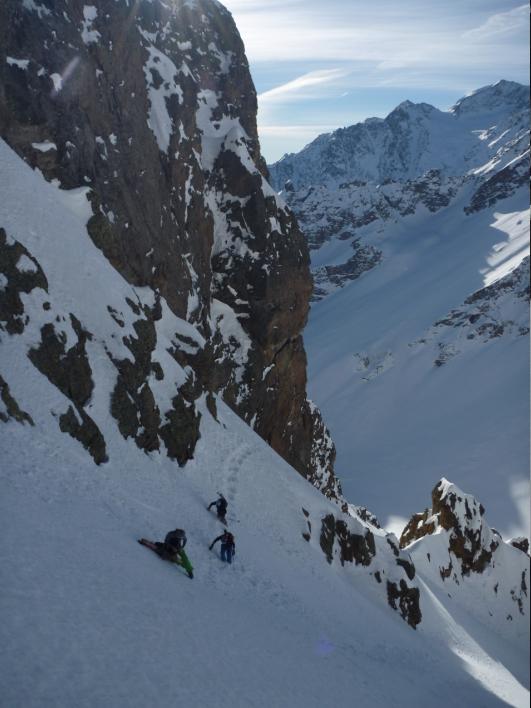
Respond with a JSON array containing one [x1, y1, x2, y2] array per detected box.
[[510, 537, 530, 555], [0, 228, 48, 335], [352, 506, 382, 529], [320, 514, 376, 566], [334, 519, 376, 567], [28, 318, 94, 408], [401, 479, 503, 577], [400, 510, 436, 548], [320, 514, 336, 564], [386, 580, 422, 629], [159, 395, 201, 466], [0, 374, 33, 425], [320, 513, 420, 619], [59, 405, 108, 465]]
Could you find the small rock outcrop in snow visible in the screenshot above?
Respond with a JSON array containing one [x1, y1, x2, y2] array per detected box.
[[400, 478, 500, 574], [400, 478, 530, 645], [316, 508, 421, 628], [412, 255, 530, 368]]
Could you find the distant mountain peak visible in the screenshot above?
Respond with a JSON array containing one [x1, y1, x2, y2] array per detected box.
[[451, 80, 529, 116], [268, 80, 529, 190]]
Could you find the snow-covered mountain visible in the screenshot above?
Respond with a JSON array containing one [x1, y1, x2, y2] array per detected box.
[[0, 1, 529, 705], [270, 82, 530, 545], [269, 80, 528, 191]]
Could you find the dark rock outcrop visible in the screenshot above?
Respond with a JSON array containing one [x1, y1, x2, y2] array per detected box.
[[312, 240, 382, 302], [320, 513, 376, 567], [59, 404, 108, 465], [28, 319, 94, 410], [409, 256, 530, 369], [318, 510, 421, 628], [386, 580, 421, 629], [465, 154, 529, 214], [433, 256, 530, 341], [510, 537, 530, 556], [0, 374, 33, 425], [0, 228, 48, 335]]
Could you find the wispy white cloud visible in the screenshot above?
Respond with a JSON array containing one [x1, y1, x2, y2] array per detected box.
[[227, 0, 529, 69], [224, 0, 304, 12], [463, 4, 528, 41], [258, 69, 349, 104]]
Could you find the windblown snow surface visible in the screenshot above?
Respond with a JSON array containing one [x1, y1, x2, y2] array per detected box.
[[0, 137, 529, 707]]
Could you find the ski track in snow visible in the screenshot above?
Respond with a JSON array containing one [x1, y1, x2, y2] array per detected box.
[[2, 400, 529, 708]]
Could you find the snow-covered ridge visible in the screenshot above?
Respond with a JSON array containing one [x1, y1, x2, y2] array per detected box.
[[269, 81, 529, 190], [451, 80, 529, 116], [273, 81, 529, 302]]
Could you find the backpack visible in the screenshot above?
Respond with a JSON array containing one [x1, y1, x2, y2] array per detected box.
[[217, 497, 228, 514], [223, 532, 234, 547], [165, 528, 187, 549]]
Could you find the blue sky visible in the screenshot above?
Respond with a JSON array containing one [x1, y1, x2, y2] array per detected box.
[[221, 0, 530, 163]]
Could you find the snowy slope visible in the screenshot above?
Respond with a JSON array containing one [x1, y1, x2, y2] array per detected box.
[[304, 189, 530, 538], [2, 401, 529, 708], [0, 129, 529, 708]]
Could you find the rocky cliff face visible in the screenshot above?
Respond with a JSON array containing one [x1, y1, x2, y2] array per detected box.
[[0, 0, 339, 494]]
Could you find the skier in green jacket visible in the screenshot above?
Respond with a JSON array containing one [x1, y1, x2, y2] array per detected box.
[[155, 529, 194, 578]]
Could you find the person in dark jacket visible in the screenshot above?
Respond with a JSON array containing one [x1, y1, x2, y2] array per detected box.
[[154, 529, 193, 578], [208, 493, 228, 523], [209, 530, 235, 564]]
